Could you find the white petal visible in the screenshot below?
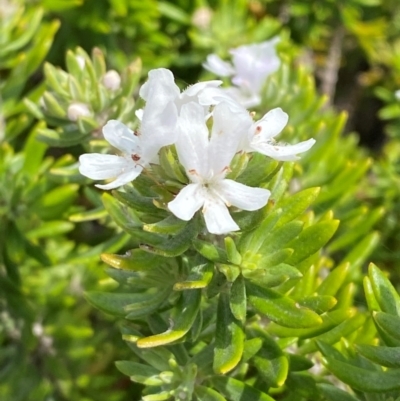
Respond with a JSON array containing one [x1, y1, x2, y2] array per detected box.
[[203, 54, 235, 77], [182, 80, 222, 98], [209, 102, 252, 175], [79, 153, 132, 180], [141, 101, 178, 161], [135, 109, 144, 121], [252, 108, 288, 140], [196, 87, 241, 111], [230, 39, 280, 94], [139, 69, 180, 156], [102, 120, 141, 154], [139, 68, 180, 103], [95, 167, 142, 190], [202, 197, 239, 235], [251, 138, 316, 161], [175, 102, 209, 178], [79, 153, 143, 189], [216, 179, 270, 211], [168, 183, 205, 221]]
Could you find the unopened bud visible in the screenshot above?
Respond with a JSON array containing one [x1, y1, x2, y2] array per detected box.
[[67, 102, 91, 121], [191, 7, 213, 30], [102, 70, 121, 91]]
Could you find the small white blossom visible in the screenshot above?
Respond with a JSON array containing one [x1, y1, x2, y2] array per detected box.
[[242, 108, 316, 161], [395, 90, 400, 101], [79, 120, 145, 190], [168, 101, 270, 235], [102, 70, 121, 91], [203, 38, 281, 107], [67, 102, 91, 121], [79, 69, 180, 189]]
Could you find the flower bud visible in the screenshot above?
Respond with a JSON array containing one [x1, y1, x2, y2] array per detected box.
[[191, 7, 213, 30], [67, 102, 91, 121], [102, 70, 121, 91]]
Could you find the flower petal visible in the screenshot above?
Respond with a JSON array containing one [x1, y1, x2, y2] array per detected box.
[[79, 153, 133, 180], [175, 102, 209, 178], [95, 167, 142, 190], [139, 68, 180, 104], [251, 138, 316, 161], [216, 179, 270, 211], [102, 120, 141, 155], [209, 102, 252, 175], [230, 38, 280, 94], [251, 108, 288, 141], [79, 153, 142, 189], [202, 197, 239, 235], [141, 101, 178, 161], [182, 80, 222, 98], [203, 54, 235, 77], [168, 183, 205, 221]]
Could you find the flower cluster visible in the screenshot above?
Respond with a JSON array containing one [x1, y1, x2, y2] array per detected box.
[[79, 68, 315, 234]]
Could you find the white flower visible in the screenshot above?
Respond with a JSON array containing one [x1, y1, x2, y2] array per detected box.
[[242, 108, 316, 161], [67, 102, 91, 121], [79, 120, 145, 190], [203, 38, 281, 107], [395, 90, 400, 101], [79, 69, 180, 189], [168, 101, 271, 235]]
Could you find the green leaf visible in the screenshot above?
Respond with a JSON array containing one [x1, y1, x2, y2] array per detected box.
[[212, 377, 275, 401], [355, 344, 400, 368], [297, 295, 337, 314], [195, 385, 227, 401], [137, 289, 201, 348], [115, 361, 165, 386], [113, 186, 159, 213], [85, 288, 170, 318], [214, 292, 244, 374], [286, 219, 339, 265], [37, 127, 90, 147], [368, 263, 400, 315], [229, 275, 246, 322], [141, 217, 199, 257], [275, 187, 320, 227], [246, 282, 322, 328], [259, 221, 304, 255], [317, 341, 400, 392], [224, 237, 242, 265], [31, 184, 79, 220], [317, 263, 349, 296], [250, 333, 288, 388], [373, 312, 400, 344], [317, 383, 359, 401], [299, 313, 366, 354], [269, 308, 352, 339], [173, 263, 214, 290], [193, 239, 227, 262], [242, 263, 302, 288], [144, 215, 187, 234], [101, 249, 165, 271]]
